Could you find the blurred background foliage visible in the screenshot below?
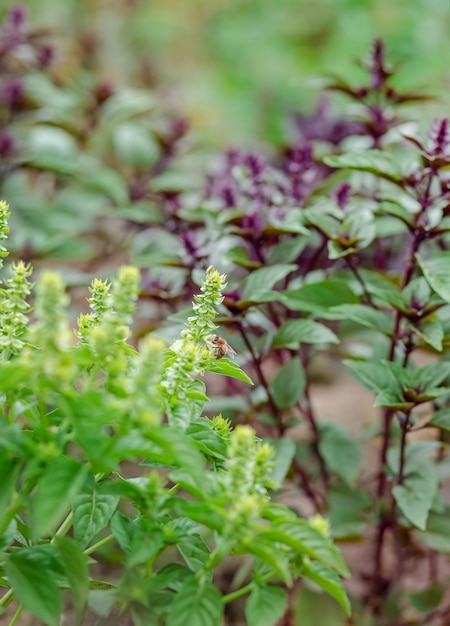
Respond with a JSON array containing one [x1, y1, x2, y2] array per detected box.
[[8, 0, 450, 146]]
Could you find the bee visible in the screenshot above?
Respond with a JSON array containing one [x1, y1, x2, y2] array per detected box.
[[209, 335, 237, 360]]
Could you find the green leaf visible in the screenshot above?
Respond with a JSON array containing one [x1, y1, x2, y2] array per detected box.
[[30, 456, 87, 540], [282, 279, 358, 314], [328, 483, 372, 539], [415, 361, 450, 389], [417, 511, 450, 552], [393, 457, 438, 530], [101, 88, 155, 123], [411, 318, 444, 351], [128, 525, 165, 568], [429, 408, 450, 431], [27, 125, 79, 162], [246, 537, 292, 585], [124, 427, 206, 488], [113, 122, 160, 168], [63, 391, 123, 471], [356, 269, 405, 308], [318, 423, 361, 485], [294, 587, 347, 626], [55, 537, 89, 626], [153, 564, 192, 592], [261, 520, 349, 577], [0, 519, 16, 551], [5, 548, 62, 626], [226, 246, 262, 269], [268, 237, 308, 265], [408, 584, 444, 614], [72, 490, 119, 548], [82, 168, 129, 205], [0, 458, 20, 527], [269, 208, 309, 235], [208, 358, 253, 385], [166, 577, 223, 626], [303, 202, 341, 237], [242, 265, 297, 301], [0, 361, 34, 391], [177, 534, 210, 572], [344, 359, 400, 396], [373, 389, 412, 410], [376, 200, 414, 228], [115, 201, 163, 224], [245, 585, 287, 626], [186, 419, 227, 460], [272, 319, 339, 349], [323, 150, 403, 182], [270, 358, 305, 410], [172, 500, 223, 532], [302, 562, 351, 615], [417, 253, 450, 303], [269, 437, 296, 485], [323, 304, 394, 335], [87, 589, 117, 618], [110, 511, 135, 554], [167, 401, 199, 431]]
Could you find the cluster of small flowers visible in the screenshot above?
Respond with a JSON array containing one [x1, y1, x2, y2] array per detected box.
[[28, 272, 70, 353], [220, 425, 275, 534], [0, 260, 33, 355], [0, 200, 10, 262], [77, 267, 141, 385], [76, 278, 112, 340], [223, 425, 275, 499], [160, 339, 211, 402], [181, 265, 226, 343], [0, 204, 32, 357], [161, 266, 226, 402]]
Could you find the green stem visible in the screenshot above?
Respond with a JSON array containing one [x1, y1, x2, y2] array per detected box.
[[0, 589, 14, 610], [51, 511, 73, 542], [0, 496, 21, 536], [84, 533, 115, 556], [223, 572, 273, 605], [223, 582, 254, 604], [8, 603, 23, 626]]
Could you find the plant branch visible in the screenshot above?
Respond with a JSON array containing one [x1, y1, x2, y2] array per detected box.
[[51, 511, 73, 542], [237, 321, 321, 511], [84, 533, 115, 556], [344, 255, 376, 307], [370, 167, 434, 611], [8, 604, 23, 626], [299, 348, 329, 491], [0, 589, 14, 610]]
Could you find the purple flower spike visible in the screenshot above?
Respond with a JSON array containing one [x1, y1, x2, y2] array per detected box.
[[1, 78, 24, 110], [0, 129, 17, 158], [179, 230, 202, 263], [368, 39, 391, 90], [334, 183, 351, 209], [243, 153, 265, 178], [5, 5, 28, 33], [220, 186, 236, 208], [36, 44, 54, 68], [428, 118, 450, 157]]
